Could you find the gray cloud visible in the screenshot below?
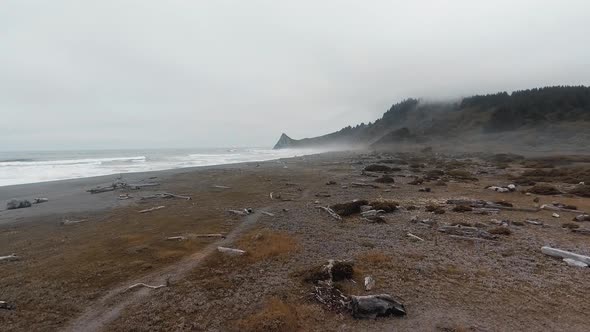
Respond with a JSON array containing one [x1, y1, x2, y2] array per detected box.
[[2, 0, 589, 149]]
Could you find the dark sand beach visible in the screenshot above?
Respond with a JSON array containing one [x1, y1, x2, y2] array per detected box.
[[1, 150, 590, 331]]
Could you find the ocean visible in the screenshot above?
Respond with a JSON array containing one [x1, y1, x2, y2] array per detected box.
[[0, 147, 320, 187]]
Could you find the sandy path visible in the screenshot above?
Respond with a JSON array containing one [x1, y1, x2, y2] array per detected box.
[[64, 207, 269, 332]]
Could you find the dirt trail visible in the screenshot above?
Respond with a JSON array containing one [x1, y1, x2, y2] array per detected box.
[[64, 207, 269, 332]]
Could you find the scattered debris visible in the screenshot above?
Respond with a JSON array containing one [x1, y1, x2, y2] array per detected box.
[[350, 294, 406, 319], [0, 253, 19, 262], [138, 206, 165, 213], [217, 246, 246, 255], [87, 179, 160, 194], [364, 276, 376, 291]]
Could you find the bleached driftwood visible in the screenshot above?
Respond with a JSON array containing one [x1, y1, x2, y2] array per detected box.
[[350, 294, 406, 319], [318, 206, 342, 221], [351, 182, 380, 189], [212, 185, 231, 189], [126, 282, 166, 291], [127, 183, 160, 189], [541, 204, 583, 214], [407, 233, 424, 242], [228, 209, 249, 216], [138, 206, 165, 213], [141, 193, 191, 200], [525, 219, 543, 225], [364, 276, 375, 291], [261, 211, 275, 217], [166, 236, 186, 241], [573, 214, 590, 222], [541, 246, 590, 265], [0, 253, 19, 262], [33, 198, 48, 204], [60, 219, 87, 226], [563, 258, 589, 268], [217, 246, 246, 255], [446, 199, 539, 212]]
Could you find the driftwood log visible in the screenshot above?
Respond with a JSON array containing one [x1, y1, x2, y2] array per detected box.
[[261, 211, 275, 217], [0, 253, 19, 262], [541, 204, 584, 214], [138, 206, 165, 213], [217, 246, 246, 255], [212, 185, 231, 189], [541, 246, 590, 265], [407, 233, 424, 242], [60, 219, 87, 226], [350, 294, 406, 319]]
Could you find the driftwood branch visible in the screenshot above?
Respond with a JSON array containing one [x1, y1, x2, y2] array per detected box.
[[138, 206, 165, 213], [126, 282, 166, 291], [217, 246, 246, 255], [318, 206, 342, 220], [407, 233, 424, 241], [212, 185, 231, 189], [0, 253, 19, 262], [541, 204, 584, 214], [261, 211, 275, 217], [60, 219, 87, 226], [438, 225, 496, 240], [141, 193, 191, 200]]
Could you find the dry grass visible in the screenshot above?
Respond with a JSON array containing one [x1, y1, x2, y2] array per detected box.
[[356, 250, 393, 268], [527, 184, 562, 195], [235, 297, 316, 332], [236, 229, 299, 262]]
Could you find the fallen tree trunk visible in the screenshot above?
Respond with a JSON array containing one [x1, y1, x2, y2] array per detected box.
[[217, 246, 246, 255], [138, 206, 165, 213], [87, 186, 116, 194], [141, 193, 191, 200], [541, 246, 590, 265], [350, 294, 406, 319]]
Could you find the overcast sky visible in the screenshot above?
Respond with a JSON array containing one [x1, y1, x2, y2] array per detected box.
[[2, 1, 589, 150]]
